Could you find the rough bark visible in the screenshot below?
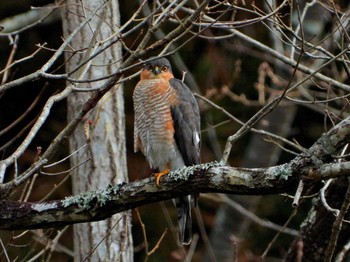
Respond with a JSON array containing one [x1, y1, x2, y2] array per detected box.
[[0, 162, 326, 231], [1, 115, 350, 232], [61, 0, 133, 261], [285, 178, 350, 262], [0, 115, 348, 262], [0, 158, 349, 231], [0, 162, 299, 230]]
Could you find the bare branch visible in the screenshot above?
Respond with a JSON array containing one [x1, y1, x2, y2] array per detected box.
[[0, 114, 348, 229], [0, 4, 61, 35]]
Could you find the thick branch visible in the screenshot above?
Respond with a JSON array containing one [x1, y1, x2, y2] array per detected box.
[[1, 114, 350, 230], [0, 162, 294, 230], [0, 158, 346, 231]]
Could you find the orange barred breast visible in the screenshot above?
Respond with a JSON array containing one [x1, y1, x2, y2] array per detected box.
[[133, 78, 180, 170]]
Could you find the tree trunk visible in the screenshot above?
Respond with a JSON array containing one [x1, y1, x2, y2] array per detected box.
[[286, 178, 350, 261], [61, 0, 133, 261]]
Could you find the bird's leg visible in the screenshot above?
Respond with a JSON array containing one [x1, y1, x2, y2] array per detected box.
[[155, 168, 170, 186]]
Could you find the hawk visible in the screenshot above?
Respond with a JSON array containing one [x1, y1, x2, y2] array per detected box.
[[133, 57, 201, 245]]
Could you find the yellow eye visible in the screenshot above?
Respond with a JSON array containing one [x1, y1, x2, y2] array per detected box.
[[162, 66, 168, 72]]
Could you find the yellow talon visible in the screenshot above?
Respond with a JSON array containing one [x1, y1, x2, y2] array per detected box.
[[155, 169, 170, 186]]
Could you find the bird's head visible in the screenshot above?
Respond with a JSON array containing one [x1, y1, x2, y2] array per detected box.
[[140, 58, 174, 80]]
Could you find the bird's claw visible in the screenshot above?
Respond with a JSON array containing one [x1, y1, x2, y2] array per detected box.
[[154, 169, 170, 186]]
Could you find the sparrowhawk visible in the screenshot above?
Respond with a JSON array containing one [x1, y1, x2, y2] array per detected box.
[[133, 57, 201, 245]]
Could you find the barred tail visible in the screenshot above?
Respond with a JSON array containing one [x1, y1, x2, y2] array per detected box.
[[174, 195, 192, 245]]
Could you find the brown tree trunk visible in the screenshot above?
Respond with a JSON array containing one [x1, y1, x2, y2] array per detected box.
[[286, 178, 350, 261], [61, 0, 133, 261]]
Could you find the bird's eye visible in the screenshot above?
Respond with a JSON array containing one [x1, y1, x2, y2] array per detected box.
[[162, 66, 168, 72]]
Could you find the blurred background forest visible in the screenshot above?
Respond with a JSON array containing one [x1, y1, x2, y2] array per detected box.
[[1, 0, 350, 261]]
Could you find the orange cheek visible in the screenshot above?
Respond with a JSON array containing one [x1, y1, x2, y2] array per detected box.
[[140, 69, 153, 80], [161, 71, 174, 81]]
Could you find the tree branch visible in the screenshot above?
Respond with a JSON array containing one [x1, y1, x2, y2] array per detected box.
[[0, 162, 295, 230], [1, 115, 350, 230], [0, 160, 341, 231]]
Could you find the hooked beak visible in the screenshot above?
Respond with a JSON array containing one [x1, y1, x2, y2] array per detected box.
[[153, 66, 161, 75]]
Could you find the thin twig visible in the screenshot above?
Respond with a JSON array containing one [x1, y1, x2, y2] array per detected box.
[[214, 194, 299, 236], [194, 205, 217, 262], [260, 209, 297, 260], [0, 238, 10, 262], [292, 180, 305, 207], [146, 228, 168, 257], [335, 238, 350, 262], [0, 84, 46, 137], [41, 157, 90, 176], [184, 234, 199, 262], [43, 144, 87, 168], [1, 35, 18, 84], [82, 215, 124, 262], [39, 173, 70, 202], [135, 208, 168, 261], [320, 180, 340, 216], [324, 179, 350, 261], [45, 226, 70, 262], [196, 94, 305, 154]]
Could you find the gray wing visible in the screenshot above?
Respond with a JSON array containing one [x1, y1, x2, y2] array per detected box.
[[170, 78, 201, 166], [170, 78, 200, 245]]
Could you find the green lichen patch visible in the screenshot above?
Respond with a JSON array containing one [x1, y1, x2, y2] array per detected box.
[[62, 183, 124, 210], [168, 161, 224, 181], [265, 164, 293, 181]]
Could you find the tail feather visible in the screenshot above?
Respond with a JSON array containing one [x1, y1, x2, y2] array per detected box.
[[174, 195, 192, 245]]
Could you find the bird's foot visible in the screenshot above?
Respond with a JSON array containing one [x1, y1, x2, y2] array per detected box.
[[154, 169, 170, 186]]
